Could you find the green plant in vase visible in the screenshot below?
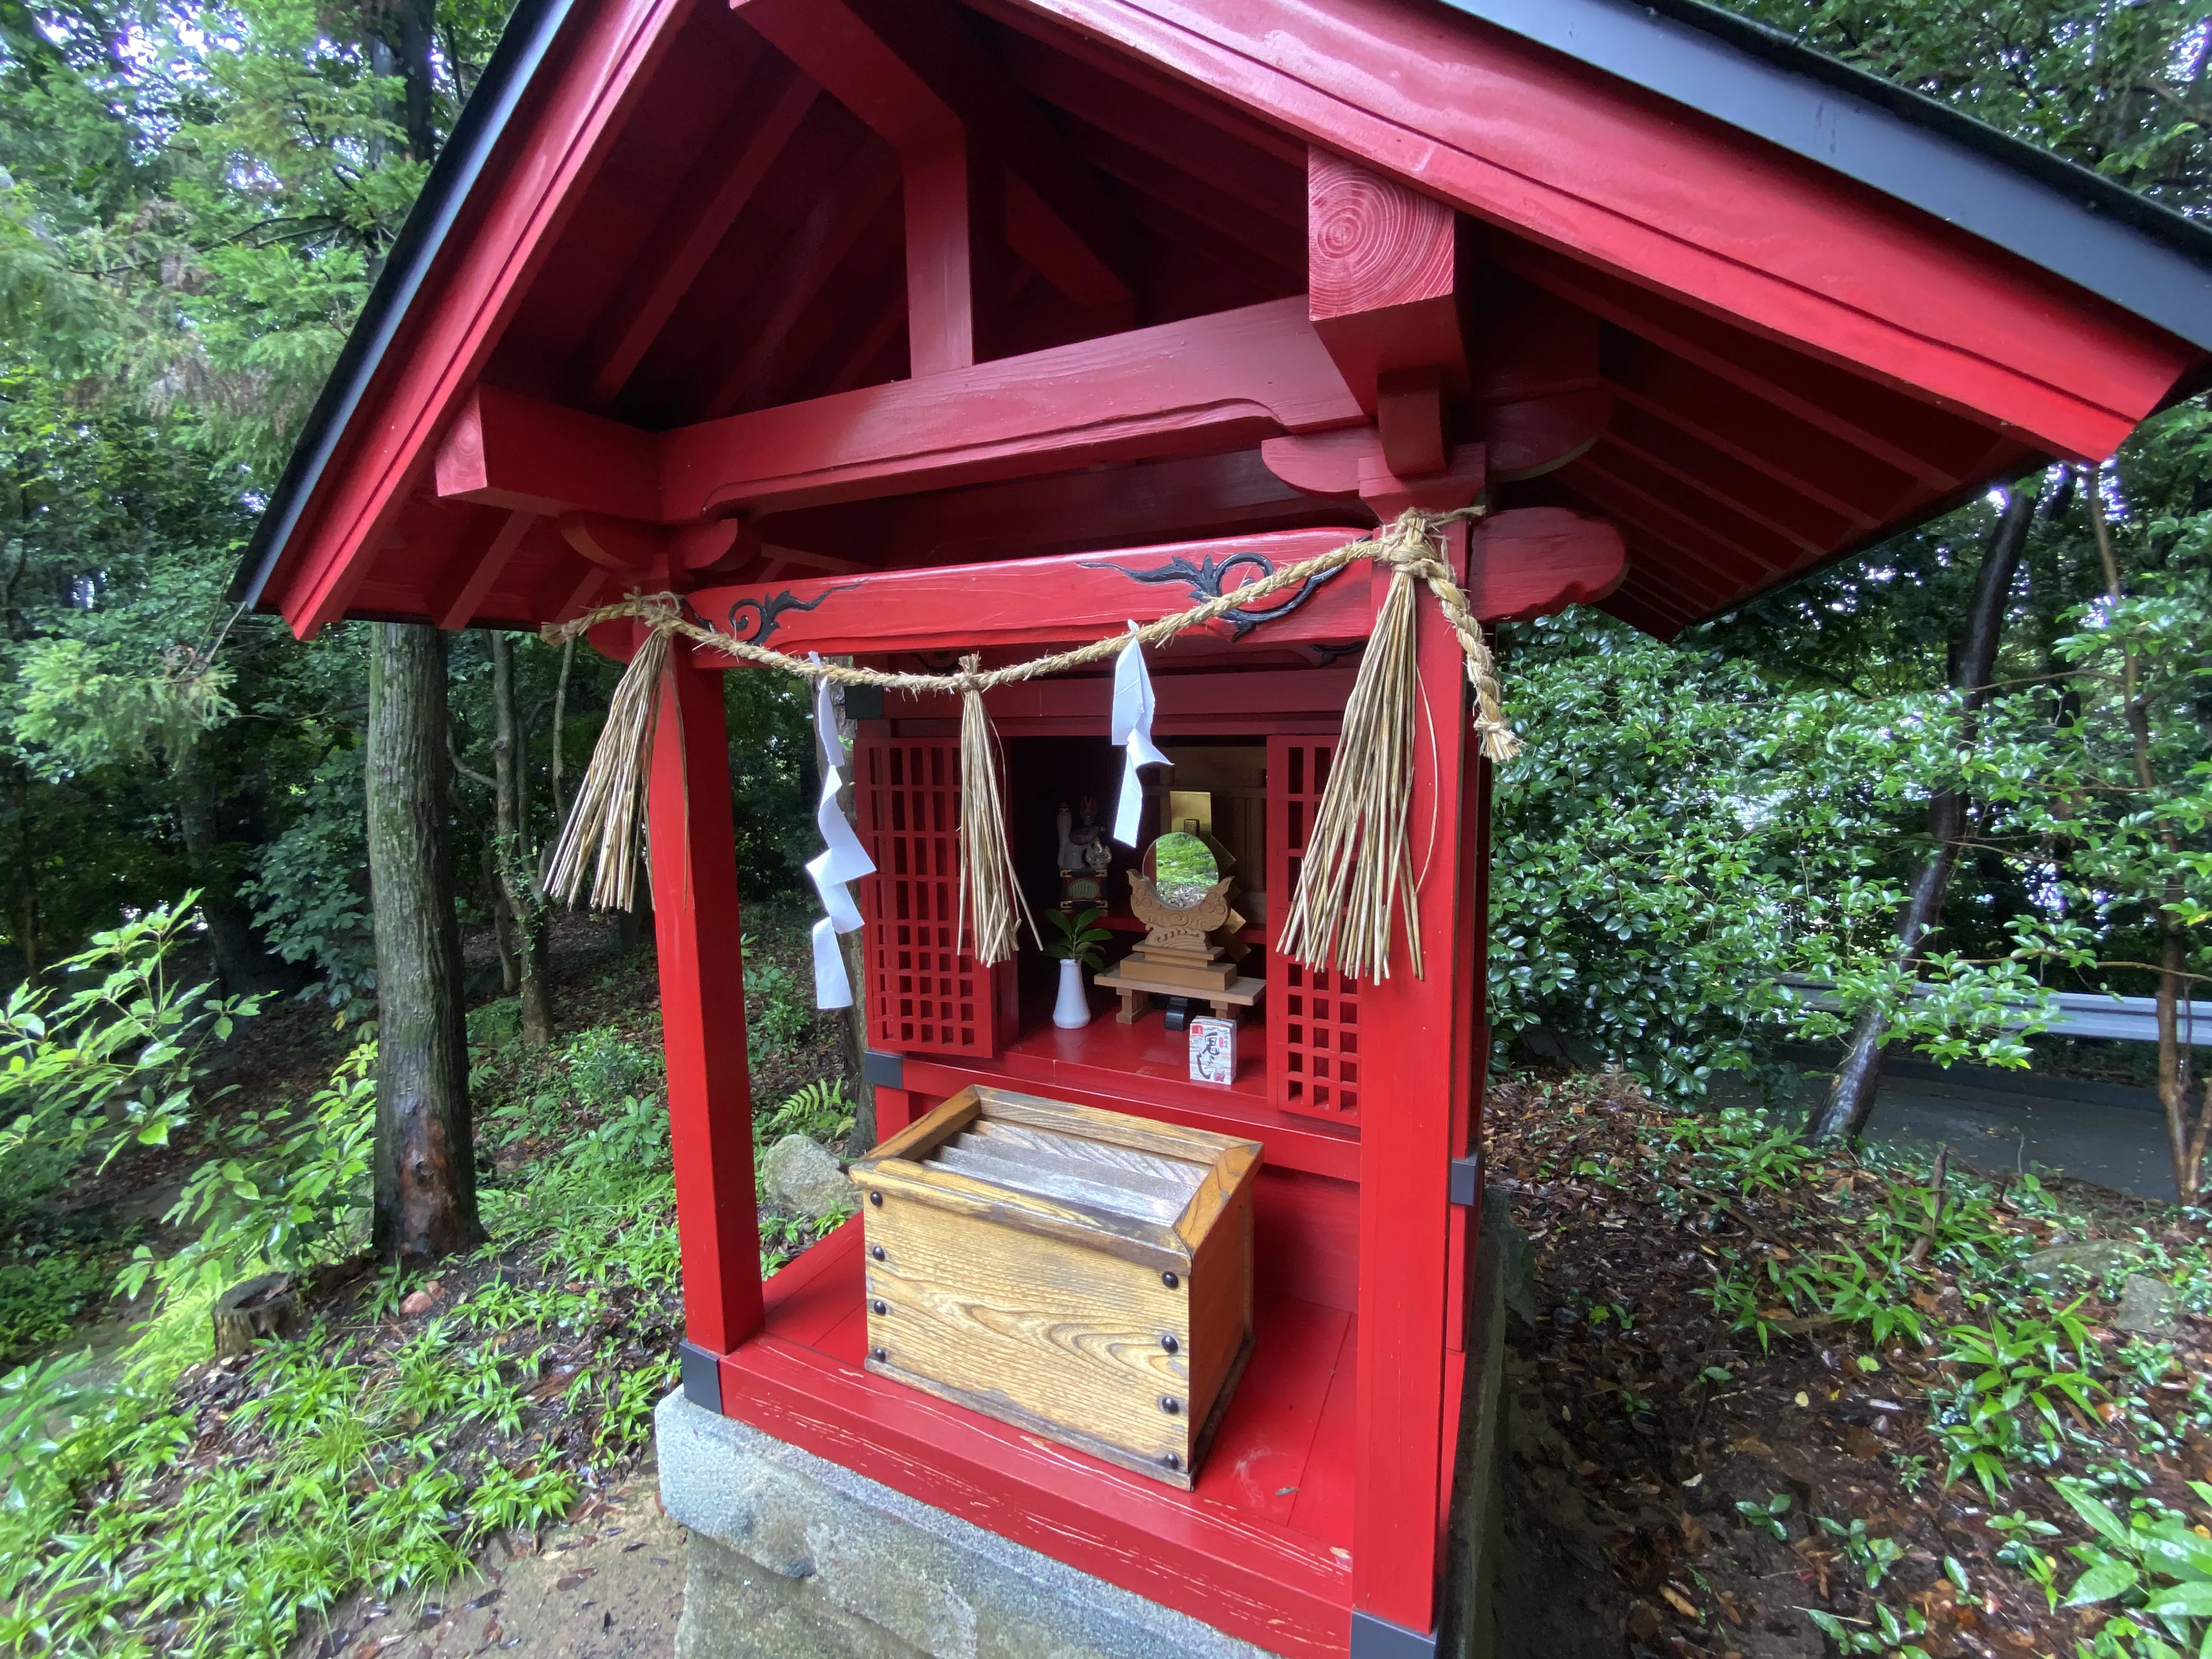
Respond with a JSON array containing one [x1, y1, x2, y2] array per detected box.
[[1046, 905, 1111, 1030]]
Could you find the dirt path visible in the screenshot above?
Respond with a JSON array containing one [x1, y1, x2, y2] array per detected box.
[[291, 1463, 686, 1659]]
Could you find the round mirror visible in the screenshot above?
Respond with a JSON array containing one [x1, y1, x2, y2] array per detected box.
[[1151, 831, 1220, 908]]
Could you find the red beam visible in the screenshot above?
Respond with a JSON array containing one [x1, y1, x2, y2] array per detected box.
[[436, 386, 662, 522], [686, 508, 1618, 657], [663, 296, 1365, 515], [1307, 148, 1463, 415], [576, 61, 819, 405], [439, 300, 1365, 524], [692, 528, 1374, 654], [904, 133, 1009, 374], [1000, 0, 2191, 459]]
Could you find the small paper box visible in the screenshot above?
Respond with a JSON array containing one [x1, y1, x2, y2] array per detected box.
[[1188, 1015, 1238, 1085]]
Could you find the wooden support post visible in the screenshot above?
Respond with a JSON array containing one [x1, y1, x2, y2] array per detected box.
[[904, 136, 1008, 374], [1351, 516, 1474, 1641], [648, 636, 765, 1356]]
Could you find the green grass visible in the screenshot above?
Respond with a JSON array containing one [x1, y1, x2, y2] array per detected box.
[[0, 1013, 853, 1658]]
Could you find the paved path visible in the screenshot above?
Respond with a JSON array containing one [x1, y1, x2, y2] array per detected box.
[[1808, 1056, 2177, 1202]]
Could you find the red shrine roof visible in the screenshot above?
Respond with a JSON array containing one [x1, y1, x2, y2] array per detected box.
[[238, 0, 2212, 641]]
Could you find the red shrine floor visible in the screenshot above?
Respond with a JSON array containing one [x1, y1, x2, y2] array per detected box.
[[715, 1216, 1365, 1655], [758, 1220, 1355, 1543]]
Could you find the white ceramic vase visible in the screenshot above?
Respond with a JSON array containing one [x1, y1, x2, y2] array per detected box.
[[1053, 957, 1092, 1029]]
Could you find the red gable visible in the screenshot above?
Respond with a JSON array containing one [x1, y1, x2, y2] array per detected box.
[[239, 0, 2212, 641]]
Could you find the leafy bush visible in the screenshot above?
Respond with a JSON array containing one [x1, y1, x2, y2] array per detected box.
[[0, 898, 258, 1195], [560, 1023, 662, 1110], [743, 941, 812, 1054], [760, 1078, 855, 1146], [0, 1246, 121, 1368], [244, 745, 375, 1007], [2053, 1478, 2212, 1658], [1929, 1311, 2100, 1497], [122, 1040, 377, 1307], [1490, 613, 2056, 1095]]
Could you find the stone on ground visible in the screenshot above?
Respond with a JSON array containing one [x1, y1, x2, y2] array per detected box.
[[2019, 1241, 2138, 1288], [761, 1133, 851, 1221], [2115, 1273, 2180, 1337]]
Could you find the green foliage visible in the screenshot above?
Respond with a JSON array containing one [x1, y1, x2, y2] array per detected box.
[[0, 1244, 119, 1367], [761, 1077, 855, 1146], [2051, 1479, 2212, 1658], [122, 1039, 377, 1307], [0, 898, 259, 1192], [1819, 1515, 1908, 1589], [1043, 905, 1110, 969], [0, 1020, 682, 1658], [1931, 1310, 2100, 1497], [1737, 1490, 1794, 1541], [1805, 1600, 1933, 1657], [244, 744, 375, 1006], [559, 1022, 663, 1111], [743, 936, 813, 1055], [1490, 614, 2055, 1094]]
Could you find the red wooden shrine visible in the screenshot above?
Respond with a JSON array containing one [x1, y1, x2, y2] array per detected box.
[[239, 0, 2212, 1650]]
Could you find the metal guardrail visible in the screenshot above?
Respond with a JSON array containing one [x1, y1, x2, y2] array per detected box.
[[1780, 979, 2212, 1045]]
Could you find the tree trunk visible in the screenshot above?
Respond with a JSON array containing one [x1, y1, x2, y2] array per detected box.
[[1807, 482, 2041, 1144], [488, 631, 554, 1045], [367, 624, 481, 1261], [482, 840, 521, 992], [174, 741, 296, 995]]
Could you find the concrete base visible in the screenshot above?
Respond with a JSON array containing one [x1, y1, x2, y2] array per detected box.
[[658, 1392, 1272, 1658], [658, 1197, 1511, 1659]]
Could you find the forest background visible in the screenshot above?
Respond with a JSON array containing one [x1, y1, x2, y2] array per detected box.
[[0, 0, 2208, 1177]]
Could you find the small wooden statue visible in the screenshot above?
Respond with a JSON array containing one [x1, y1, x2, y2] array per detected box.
[[1054, 797, 1113, 909]]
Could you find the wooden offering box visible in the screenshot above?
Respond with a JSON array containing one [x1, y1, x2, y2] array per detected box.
[[848, 1085, 1259, 1488]]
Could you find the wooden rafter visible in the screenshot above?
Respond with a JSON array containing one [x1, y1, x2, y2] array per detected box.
[[574, 60, 820, 405]]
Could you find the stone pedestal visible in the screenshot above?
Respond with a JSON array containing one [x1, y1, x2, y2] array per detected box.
[[657, 1194, 1512, 1659], [657, 1395, 1270, 1658]]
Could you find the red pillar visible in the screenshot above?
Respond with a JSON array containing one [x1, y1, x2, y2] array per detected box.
[[648, 640, 765, 1356], [1351, 521, 1475, 1640]]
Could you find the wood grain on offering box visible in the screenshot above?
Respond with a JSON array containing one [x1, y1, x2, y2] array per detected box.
[[848, 1085, 1259, 1488]]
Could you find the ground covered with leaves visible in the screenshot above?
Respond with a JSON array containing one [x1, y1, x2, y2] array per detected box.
[[0, 906, 856, 1658], [1491, 1073, 2212, 1659]]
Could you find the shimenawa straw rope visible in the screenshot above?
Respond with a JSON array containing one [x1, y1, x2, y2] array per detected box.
[[541, 509, 1515, 980]]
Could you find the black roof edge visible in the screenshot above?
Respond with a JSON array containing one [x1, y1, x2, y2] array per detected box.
[[228, 0, 577, 614], [1443, 0, 2212, 355]]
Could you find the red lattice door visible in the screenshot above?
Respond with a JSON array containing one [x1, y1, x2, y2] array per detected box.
[[1266, 735, 1362, 1123], [854, 735, 1007, 1058]]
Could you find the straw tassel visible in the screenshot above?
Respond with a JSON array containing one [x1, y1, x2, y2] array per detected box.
[[544, 618, 670, 911], [954, 654, 1039, 966], [1275, 564, 1424, 982]]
